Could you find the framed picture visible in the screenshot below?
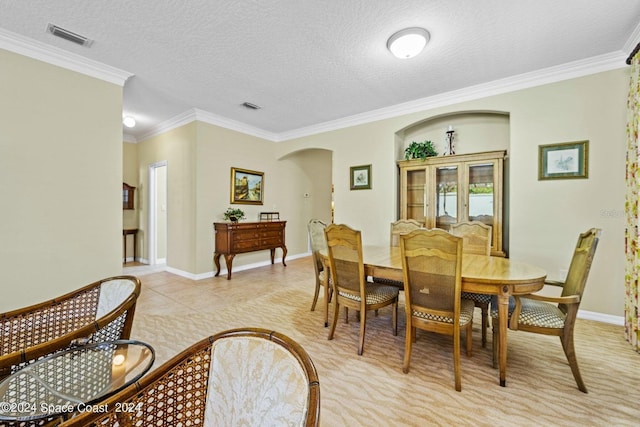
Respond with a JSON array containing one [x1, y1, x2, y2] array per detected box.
[[230, 167, 264, 204], [350, 164, 372, 190], [538, 140, 588, 180]]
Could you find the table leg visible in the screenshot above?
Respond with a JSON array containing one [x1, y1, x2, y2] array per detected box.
[[133, 232, 137, 263], [497, 286, 510, 387], [322, 264, 330, 327]]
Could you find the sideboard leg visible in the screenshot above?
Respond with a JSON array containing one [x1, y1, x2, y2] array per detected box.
[[281, 245, 287, 267], [224, 254, 235, 280], [213, 253, 222, 277], [270, 248, 276, 264]]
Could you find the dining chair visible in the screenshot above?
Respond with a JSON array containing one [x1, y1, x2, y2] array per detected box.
[[390, 219, 423, 247], [491, 228, 601, 393], [307, 218, 332, 327], [58, 327, 320, 427], [0, 276, 141, 382], [449, 220, 492, 347], [372, 219, 424, 288], [324, 224, 399, 355], [400, 228, 474, 392]]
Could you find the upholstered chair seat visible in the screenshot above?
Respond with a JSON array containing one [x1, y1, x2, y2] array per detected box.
[[413, 299, 475, 325], [491, 297, 566, 329], [339, 283, 399, 305]]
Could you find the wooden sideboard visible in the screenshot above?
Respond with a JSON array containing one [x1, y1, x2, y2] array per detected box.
[[213, 221, 287, 279]]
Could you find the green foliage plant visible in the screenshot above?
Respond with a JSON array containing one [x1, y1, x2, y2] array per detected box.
[[223, 207, 246, 222], [404, 140, 438, 160]]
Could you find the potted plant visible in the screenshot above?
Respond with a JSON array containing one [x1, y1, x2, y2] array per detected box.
[[223, 207, 245, 222], [405, 140, 438, 160]]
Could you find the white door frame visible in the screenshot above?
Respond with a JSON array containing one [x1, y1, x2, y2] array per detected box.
[[148, 161, 167, 265]]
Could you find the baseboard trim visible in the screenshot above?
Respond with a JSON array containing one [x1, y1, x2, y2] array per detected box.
[[578, 309, 624, 326], [165, 252, 310, 281]]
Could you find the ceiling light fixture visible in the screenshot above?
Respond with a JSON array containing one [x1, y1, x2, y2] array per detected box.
[[387, 27, 430, 59], [123, 116, 136, 128]]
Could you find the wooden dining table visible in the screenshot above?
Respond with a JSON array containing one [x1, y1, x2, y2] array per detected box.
[[326, 245, 547, 387]]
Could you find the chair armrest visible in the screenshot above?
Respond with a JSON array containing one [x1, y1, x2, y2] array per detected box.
[[522, 293, 580, 305], [544, 279, 565, 287]]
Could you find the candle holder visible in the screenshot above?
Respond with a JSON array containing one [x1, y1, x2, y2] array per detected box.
[[445, 129, 455, 155]]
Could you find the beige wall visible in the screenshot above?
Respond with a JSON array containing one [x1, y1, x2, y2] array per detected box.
[[131, 121, 334, 277], [193, 122, 332, 275], [0, 49, 124, 312], [136, 123, 197, 272], [275, 68, 627, 318]]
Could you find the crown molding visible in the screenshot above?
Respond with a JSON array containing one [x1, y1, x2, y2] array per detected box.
[[136, 109, 197, 141], [138, 108, 279, 142], [278, 51, 627, 141], [623, 20, 640, 55], [123, 132, 137, 143], [193, 109, 279, 141], [0, 27, 132, 86]]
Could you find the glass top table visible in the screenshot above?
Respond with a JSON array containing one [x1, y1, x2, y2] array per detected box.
[[0, 340, 155, 422]]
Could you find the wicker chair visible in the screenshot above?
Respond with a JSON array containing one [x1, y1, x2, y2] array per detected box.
[[325, 224, 398, 355], [491, 228, 601, 393], [399, 229, 474, 392], [449, 221, 492, 347], [308, 219, 332, 327], [0, 276, 141, 382], [58, 328, 321, 427]]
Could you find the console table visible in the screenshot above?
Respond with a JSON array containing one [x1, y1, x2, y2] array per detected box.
[[213, 221, 287, 279]]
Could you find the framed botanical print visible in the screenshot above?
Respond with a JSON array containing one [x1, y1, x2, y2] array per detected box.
[[538, 140, 588, 180], [350, 164, 372, 190]]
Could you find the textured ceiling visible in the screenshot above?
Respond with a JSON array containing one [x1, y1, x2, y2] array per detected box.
[[1, 0, 640, 141]]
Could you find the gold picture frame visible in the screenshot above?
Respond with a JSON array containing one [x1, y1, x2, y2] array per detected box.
[[538, 140, 588, 180], [230, 167, 264, 204], [350, 164, 372, 190]]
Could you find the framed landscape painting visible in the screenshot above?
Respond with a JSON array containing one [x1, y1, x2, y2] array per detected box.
[[350, 164, 372, 190], [538, 140, 588, 180], [231, 167, 264, 204]]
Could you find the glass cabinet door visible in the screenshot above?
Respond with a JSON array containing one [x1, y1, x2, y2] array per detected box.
[[406, 169, 426, 223], [435, 166, 458, 229], [467, 163, 495, 228]]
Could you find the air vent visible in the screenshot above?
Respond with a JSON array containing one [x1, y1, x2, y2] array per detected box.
[[47, 24, 93, 47], [242, 102, 261, 110]]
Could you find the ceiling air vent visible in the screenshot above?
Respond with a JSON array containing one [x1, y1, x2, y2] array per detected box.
[[46, 24, 93, 47], [242, 102, 261, 110]]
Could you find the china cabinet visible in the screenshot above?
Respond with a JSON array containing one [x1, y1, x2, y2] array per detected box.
[[398, 150, 506, 256]]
